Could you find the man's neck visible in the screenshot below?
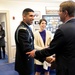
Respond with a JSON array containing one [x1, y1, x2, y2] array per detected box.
[[64, 17, 75, 23], [23, 21, 28, 25]]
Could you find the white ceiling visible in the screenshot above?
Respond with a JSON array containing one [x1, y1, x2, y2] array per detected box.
[[0, 0, 71, 3]]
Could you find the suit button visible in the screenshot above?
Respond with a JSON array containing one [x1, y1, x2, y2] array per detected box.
[[28, 59, 29, 61]]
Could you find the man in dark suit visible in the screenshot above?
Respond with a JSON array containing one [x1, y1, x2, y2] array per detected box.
[[15, 8, 35, 75], [26, 1, 75, 75]]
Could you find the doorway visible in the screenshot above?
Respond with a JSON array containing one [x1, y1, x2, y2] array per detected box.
[[0, 10, 11, 64]]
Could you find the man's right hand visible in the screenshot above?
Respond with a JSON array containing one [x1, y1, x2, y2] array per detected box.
[[26, 49, 36, 58]]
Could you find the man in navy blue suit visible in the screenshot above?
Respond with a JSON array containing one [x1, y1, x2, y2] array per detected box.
[[15, 8, 35, 75], [26, 1, 75, 75]]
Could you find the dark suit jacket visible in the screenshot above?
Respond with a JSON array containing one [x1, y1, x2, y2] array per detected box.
[[15, 22, 34, 75], [35, 19, 75, 75]]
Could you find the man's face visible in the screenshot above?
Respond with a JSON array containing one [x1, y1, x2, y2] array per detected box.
[[24, 12, 34, 25], [58, 7, 66, 23]]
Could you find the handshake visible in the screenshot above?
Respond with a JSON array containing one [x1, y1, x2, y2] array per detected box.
[[26, 50, 55, 63], [45, 56, 55, 63]]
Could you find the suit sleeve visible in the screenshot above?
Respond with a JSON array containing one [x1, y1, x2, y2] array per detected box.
[[18, 29, 33, 53], [35, 29, 65, 61]]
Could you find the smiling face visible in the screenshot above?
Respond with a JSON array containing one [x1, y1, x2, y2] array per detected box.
[[39, 20, 47, 31], [23, 12, 34, 25]]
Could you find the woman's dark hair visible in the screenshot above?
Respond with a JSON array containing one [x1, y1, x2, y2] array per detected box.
[[0, 24, 3, 30], [38, 19, 47, 25]]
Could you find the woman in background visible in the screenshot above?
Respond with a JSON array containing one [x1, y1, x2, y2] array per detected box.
[[34, 19, 54, 75], [0, 24, 5, 59]]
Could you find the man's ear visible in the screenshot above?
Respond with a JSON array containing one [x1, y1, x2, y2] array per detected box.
[[23, 15, 26, 19], [23, 16, 26, 19], [23, 15, 25, 19], [64, 10, 68, 17]]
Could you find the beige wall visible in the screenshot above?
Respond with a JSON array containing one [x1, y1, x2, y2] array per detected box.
[[0, 0, 68, 62]]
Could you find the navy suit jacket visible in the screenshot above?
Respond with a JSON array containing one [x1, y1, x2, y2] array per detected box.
[[35, 19, 75, 75], [15, 22, 34, 75]]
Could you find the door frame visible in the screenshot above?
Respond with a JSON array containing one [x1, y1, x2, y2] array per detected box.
[[0, 10, 11, 63]]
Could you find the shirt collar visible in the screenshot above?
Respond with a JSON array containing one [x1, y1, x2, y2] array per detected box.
[[64, 17, 75, 24]]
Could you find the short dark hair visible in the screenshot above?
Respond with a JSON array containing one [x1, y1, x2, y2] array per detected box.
[[60, 1, 75, 17], [22, 8, 34, 15], [38, 19, 47, 25]]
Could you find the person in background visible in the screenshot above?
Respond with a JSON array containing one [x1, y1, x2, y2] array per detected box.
[[15, 8, 35, 75], [0, 24, 5, 59], [26, 1, 75, 75], [34, 19, 54, 75]]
